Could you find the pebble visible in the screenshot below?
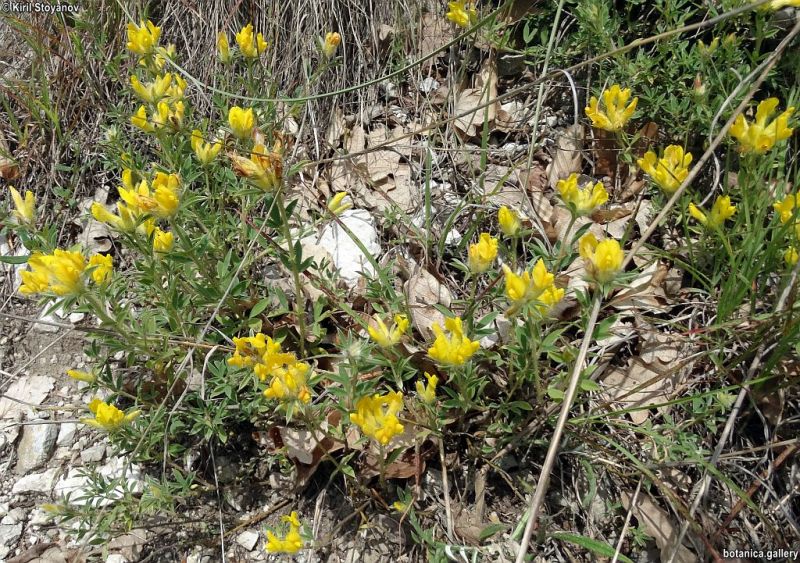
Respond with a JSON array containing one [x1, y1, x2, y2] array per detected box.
[[15, 422, 58, 474], [11, 467, 60, 494], [236, 529, 260, 551]]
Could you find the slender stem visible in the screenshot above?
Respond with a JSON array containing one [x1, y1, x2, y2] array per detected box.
[[515, 295, 602, 562], [275, 190, 308, 355]]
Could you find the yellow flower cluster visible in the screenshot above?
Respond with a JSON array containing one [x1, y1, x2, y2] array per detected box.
[[322, 32, 341, 59], [130, 73, 185, 104], [774, 194, 800, 267], [8, 186, 36, 226], [416, 372, 438, 404], [428, 317, 480, 366], [350, 391, 405, 445], [579, 233, 624, 284], [688, 196, 736, 229], [585, 84, 638, 132], [468, 233, 498, 273], [228, 333, 312, 404], [265, 512, 304, 554], [446, 1, 478, 28], [729, 98, 795, 155], [368, 314, 409, 348], [637, 145, 693, 194], [228, 106, 256, 140], [235, 24, 268, 59], [81, 397, 140, 431], [20, 249, 113, 297], [126, 20, 160, 57], [557, 173, 609, 216], [191, 129, 222, 165], [497, 206, 520, 237], [502, 259, 564, 316], [91, 169, 178, 253], [229, 141, 283, 192]]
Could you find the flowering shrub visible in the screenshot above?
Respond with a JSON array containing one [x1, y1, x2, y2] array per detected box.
[[3, 2, 799, 559]]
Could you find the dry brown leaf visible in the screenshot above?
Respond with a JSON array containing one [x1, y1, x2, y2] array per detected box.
[[547, 124, 584, 188], [326, 107, 345, 148], [405, 267, 452, 340], [418, 12, 452, 68], [620, 493, 698, 563], [495, 101, 527, 132], [604, 329, 691, 424]]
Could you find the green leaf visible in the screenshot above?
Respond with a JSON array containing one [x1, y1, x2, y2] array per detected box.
[[478, 522, 507, 542], [580, 379, 601, 393], [249, 298, 270, 318], [547, 387, 565, 401], [0, 254, 29, 264], [551, 532, 633, 563]]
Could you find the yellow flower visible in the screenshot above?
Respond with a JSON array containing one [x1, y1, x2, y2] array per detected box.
[[81, 398, 140, 431], [368, 314, 409, 348], [88, 254, 113, 284], [446, 0, 478, 28], [774, 194, 798, 224], [557, 173, 609, 216], [91, 201, 140, 233], [153, 100, 184, 129], [228, 333, 269, 368], [428, 317, 480, 366], [729, 98, 795, 154], [165, 75, 187, 102], [637, 145, 693, 194], [217, 31, 232, 63], [118, 170, 180, 219], [468, 233, 498, 274], [126, 20, 161, 57], [227, 333, 298, 382], [228, 106, 256, 140], [229, 143, 283, 191], [20, 249, 86, 296], [762, 0, 800, 11], [349, 391, 405, 446], [502, 260, 564, 314], [322, 32, 342, 58], [129, 74, 172, 103], [579, 233, 624, 284], [688, 196, 736, 228], [9, 186, 36, 226], [191, 130, 222, 165], [265, 512, 303, 554], [327, 192, 352, 215], [263, 361, 312, 404], [785, 246, 799, 267], [67, 369, 95, 383], [393, 501, 408, 513], [416, 372, 438, 404], [131, 105, 155, 133], [585, 84, 638, 132], [497, 206, 520, 237], [153, 228, 174, 253], [235, 24, 268, 59]]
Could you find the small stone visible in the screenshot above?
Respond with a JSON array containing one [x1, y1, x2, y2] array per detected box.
[[11, 467, 60, 494], [29, 508, 52, 526], [81, 443, 106, 463], [0, 521, 22, 557], [15, 422, 58, 474], [418, 77, 440, 94], [236, 530, 259, 551], [106, 554, 129, 563], [57, 422, 78, 446]]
